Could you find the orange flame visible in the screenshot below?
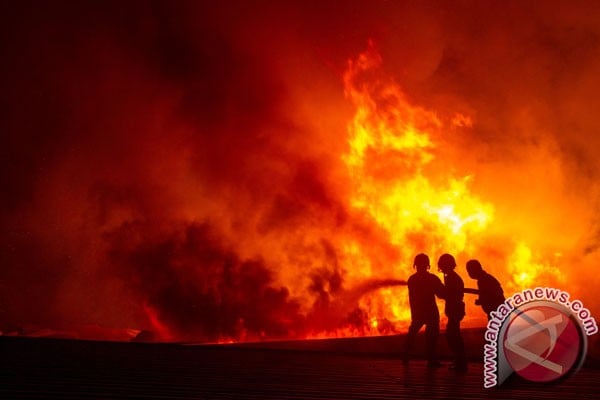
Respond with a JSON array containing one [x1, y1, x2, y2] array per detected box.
[[136, 44, 568, 342], [325, 44, 497, 334], [186, 43, 568, 342]]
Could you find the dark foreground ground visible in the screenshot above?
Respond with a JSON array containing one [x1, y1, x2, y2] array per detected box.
[[1, 333, 599, 399]]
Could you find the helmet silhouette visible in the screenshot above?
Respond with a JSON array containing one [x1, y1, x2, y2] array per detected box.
[[466, 259, 483, 275], [413, 253, 430, 270], [438, 253, 456, 272]]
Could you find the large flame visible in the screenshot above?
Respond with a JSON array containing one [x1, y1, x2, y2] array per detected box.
[[300, 44, 564, 338], [332, 44, 495, 335], [343, 44, 493, 255]]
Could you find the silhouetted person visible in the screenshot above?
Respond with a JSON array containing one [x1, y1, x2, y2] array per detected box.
[[438, 253, 467, 373], [466, 259, 505, 320], [403, 253, 445, 368]]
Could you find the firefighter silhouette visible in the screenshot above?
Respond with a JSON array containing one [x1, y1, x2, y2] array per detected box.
[[438, 253, 467, 373], [403, 253, 445, 368], [465, 259, 505, 319]]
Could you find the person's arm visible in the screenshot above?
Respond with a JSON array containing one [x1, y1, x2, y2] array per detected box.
[[434, 277, 446, 299], [493, 278, 504, 298]]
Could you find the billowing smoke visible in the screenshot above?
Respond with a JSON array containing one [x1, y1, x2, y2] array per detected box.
[[106, 221, 305, 341], [2, 1, 600, 341]]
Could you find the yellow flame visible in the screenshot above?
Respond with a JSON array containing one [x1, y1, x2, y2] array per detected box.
[[370, 317, 378, 329], [508, 242, 563, 290], [338, 44, 495, 333], [343, 45, 493, 258]]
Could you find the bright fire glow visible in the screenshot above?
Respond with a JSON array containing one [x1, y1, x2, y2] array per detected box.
[[171, 44, 565, 342], [297, 43, 564, 340], [322, 44, 496, 336]]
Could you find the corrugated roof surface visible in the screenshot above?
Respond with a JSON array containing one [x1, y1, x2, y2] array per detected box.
[[1, 336, 598, 399]]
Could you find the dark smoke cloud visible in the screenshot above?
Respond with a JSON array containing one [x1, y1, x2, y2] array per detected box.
[[106, 221, 304, 341], [0, 0, 357, 337], [2, 0, 600, 339]]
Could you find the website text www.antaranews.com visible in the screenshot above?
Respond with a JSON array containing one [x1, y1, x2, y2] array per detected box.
[[483, 287, 598, 388]]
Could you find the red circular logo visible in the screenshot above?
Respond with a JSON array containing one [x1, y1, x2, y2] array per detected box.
[[503, 303, 582, 382]]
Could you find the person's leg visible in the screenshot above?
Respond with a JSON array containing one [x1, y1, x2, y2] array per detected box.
[[403, 320, 423, 363], [446, 317, 467, 371], [425, 319, 440, 367]]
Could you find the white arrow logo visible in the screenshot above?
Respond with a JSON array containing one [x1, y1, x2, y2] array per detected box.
[[504, 313, 564, 374]]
